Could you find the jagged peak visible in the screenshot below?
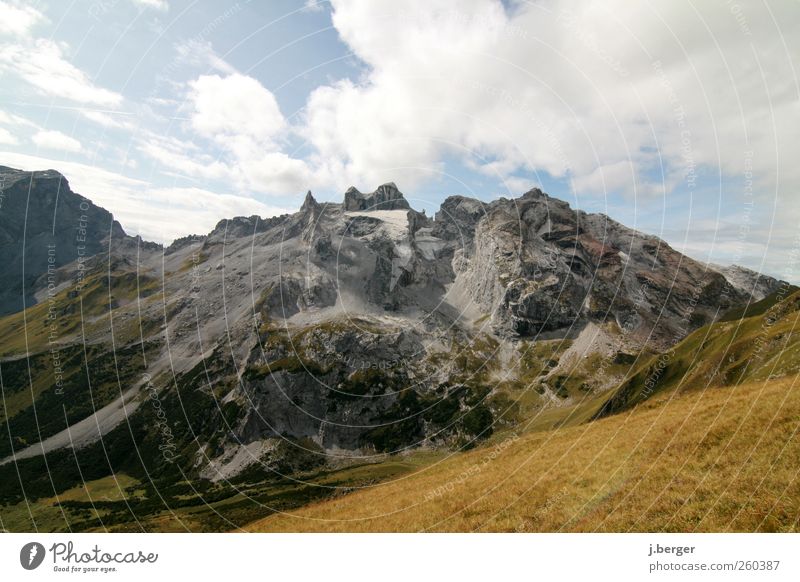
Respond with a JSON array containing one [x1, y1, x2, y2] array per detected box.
[[301, 190, 320, 213], [375, 181, 399, 192], [521, 186, 546, 199], [343, 182, 410, 211]]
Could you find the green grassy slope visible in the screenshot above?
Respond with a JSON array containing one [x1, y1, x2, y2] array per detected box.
[[596, 286, 800, 417]]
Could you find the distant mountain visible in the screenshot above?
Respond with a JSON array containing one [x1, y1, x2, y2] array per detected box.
[[710, 262, 782, 302], [0, 166, 128, 316], [0, 166, 785, 515]]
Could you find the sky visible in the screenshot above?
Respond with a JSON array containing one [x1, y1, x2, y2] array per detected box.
[[0, 0, 798, 282]]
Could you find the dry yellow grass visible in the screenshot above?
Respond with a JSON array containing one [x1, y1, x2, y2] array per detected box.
[[246, 375, 800, 532]]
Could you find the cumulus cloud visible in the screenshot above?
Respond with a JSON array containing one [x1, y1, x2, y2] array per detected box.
[[0, 1, 43, 36], [138, 73, 311, 195], [32, 130, 83, 153], [299, 0, 799, 203], [132, 0, 168, 11], [0, 39, 123, 106], [188, 73, 286, 143], [238, 152, 312, 195]]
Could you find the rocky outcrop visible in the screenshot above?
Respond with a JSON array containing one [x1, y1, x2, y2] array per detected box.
[[240, 322, 428, 450], [440, 190, 775, 348], [711, 263, 781, 301], [343, 182, 411, 211]]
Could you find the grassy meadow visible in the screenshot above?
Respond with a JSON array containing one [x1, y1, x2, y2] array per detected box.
[[246, 374, 800, 532]]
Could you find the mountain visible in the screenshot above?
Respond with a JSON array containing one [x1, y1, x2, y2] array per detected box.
[[0, 166, 129, 316], [0, 166, 788, 532]]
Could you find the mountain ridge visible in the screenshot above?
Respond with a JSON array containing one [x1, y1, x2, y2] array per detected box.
[[0, 163, 795, 533], [0, 164, 784, 478], [0, 165, 775, 304]]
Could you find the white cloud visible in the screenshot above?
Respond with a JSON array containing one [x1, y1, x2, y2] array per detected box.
[[499, 176, 538, 197], [300, 0, 799, 202], [0, 110, 36, 145], [188, 73, 286, 142], [239, 152, 312, 195], [137, 126, 312, 196], [0, 39, 123, 106], [571, 161, 638, 197], [136, 132, 233, 182], [0, 1, 43, 36], [81, 110, 136, 130], [0, 110, 37, 128], [137, 73, 312, 195], [133, 0, 168, 11], [302, 0, 326, 13], [0, 127, 18, 145], [300, 0, 512, 190], [32, 130, 83, 153]]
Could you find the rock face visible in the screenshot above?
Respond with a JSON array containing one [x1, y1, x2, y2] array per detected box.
[[0, 167, 127, 315], [0, 168, 784, 478], [711, 263, 781, 301], [440, 188, 759, 348], [343, 182, 411, 211]]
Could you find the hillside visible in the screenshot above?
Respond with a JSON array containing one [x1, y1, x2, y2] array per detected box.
[[245, 290, 800, 532], [596, 284, 800, 417], [245, 374, 800, 532]]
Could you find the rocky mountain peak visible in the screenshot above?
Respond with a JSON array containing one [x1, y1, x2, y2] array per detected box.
[[521, 186, 547, 199], [343, 182, 411, 211], [206, 213, 292, 243], [300, 190, 321, 215], [302, 190, 317, 204]]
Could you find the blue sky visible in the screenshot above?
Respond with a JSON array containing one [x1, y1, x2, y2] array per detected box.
[[0, 0, 798, 282]]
